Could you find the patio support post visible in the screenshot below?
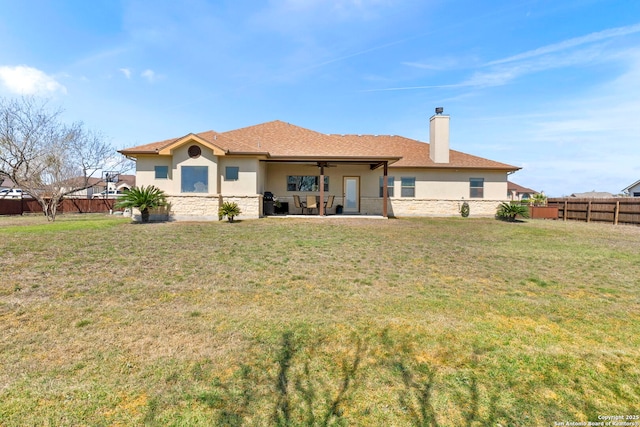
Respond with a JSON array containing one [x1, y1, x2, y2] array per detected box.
[[319, 162, 325, 216], [382, 161, 388, 218]]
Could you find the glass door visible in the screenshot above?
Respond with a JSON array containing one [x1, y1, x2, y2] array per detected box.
[[343, 177, 360, 213]]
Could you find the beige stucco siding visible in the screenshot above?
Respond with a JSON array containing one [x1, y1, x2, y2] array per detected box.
[[133, 155, 510, 219], [388, 168, 508, 200], [265, 163, 372, 198], [218, 157, 260, 195], [265, 163, 507, 200], [134, 144, 219, 195], [134, 155, 171, 191], [264, 163, 508, 217], [172, 144, 218, 195]]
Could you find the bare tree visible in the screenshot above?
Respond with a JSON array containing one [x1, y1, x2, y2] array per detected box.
[[0, 97, 130, 220]]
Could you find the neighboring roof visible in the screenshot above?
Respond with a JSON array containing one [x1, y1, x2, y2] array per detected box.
[[570, 191, 615, 198], [0, 177, 17, 188], [508, 181, 537, 194], [622, 179, 640, 192], [120, 120, 520, 171], [116, 174, 136, 187], [60, 174, 136, 188]]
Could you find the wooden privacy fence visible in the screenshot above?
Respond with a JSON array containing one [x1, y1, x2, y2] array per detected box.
[[548, 198, 640, 226], [0, 198, 117, 216]]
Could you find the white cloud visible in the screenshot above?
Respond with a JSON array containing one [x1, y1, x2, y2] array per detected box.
[[370, 23, 640, 93], [0, 65, 66, 95], [483, 49, 640, 196], [141, 69, 159, 82], [120, 68, 132, 79], [486, 22, 640, 66]]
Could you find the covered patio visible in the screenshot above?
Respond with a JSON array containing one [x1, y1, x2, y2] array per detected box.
[[261, 156, 400, 218]]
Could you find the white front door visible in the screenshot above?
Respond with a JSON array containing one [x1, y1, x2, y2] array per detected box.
[[343, 177, 360, 213]]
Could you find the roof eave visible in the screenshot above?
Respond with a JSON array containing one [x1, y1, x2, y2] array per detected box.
[[390, 164, 521, 171], [267, 155, 402, 163]]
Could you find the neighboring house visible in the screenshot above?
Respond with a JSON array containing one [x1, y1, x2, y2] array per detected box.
[[508, 181, 537, 201], [0, 177, 30, 198], [570, 191, 615, 198], [119, 110, 520, 220], [0, 176, 17, 190], [622, 180, 640, 197], [65, 175, 135, 198]]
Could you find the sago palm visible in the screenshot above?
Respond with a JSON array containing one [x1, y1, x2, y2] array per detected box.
[[497, 202, 529, 222], [218, 201, 241, 223], [115, 185, 167, 223]]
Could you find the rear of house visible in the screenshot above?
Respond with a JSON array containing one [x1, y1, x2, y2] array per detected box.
[[119, 110, 520, 221]]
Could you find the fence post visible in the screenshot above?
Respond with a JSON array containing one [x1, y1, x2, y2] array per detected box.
[[563, 200, 568, 221], [586, 201, 592, 223], [614, 200, 620, 226]]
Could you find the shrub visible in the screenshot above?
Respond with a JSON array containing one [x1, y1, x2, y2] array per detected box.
[[497, 202, 529, 222], [460, 201, 470, 218], [528, 193, 548, 206], [219, 201, 242, 223], [114, 186, 167, 223]]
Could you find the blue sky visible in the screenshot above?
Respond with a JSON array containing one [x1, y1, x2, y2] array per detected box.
[[1, 0, 639, 196]]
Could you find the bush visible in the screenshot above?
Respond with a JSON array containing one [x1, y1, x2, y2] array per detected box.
[[497, 202, 529, 222], [219, 201, 242, 223], [460, 201, 470, 217], [114, 185, 167, 223]]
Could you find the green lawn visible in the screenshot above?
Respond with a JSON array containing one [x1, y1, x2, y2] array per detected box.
[[1, 215, 639, 426]]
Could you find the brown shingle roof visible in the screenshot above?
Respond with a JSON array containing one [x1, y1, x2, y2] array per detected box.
[[508, 181, 537, 194], [222, 121, 359, 157], [120, 120, 519, 171], [333, 134, 517, 169]]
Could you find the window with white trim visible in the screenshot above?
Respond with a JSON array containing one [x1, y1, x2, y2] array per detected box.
[[470, 178, 484, 198], [181, 166, 208, 193], [155, 166, 168, 179], [225, 166, 239, 181], [379, 176, 394, 197], [287, 176, 329, 192], [401, 177, 415, 197]]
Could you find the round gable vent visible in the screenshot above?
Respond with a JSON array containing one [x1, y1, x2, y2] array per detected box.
[[188, 145, 202, 158]]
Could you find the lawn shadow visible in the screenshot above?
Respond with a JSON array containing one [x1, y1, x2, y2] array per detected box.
[[195, 331, 364, 426]]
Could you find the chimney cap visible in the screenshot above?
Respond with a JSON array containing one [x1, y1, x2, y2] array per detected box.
[[435, 107, 444, 115]]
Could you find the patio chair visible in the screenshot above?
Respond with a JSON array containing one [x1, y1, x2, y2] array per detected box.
[[306, 195, 318, 215], [324, 195, 335, 212], [293, 195, 305, 214]]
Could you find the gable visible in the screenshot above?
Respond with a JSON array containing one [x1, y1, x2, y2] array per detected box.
[[157, 133, 227, 156]]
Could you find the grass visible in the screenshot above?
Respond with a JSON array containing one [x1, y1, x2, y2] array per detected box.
[[0, 214, 639, 426]]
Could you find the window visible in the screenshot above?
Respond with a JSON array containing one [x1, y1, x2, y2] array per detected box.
[[225, 166, 239, 181], [287, 176, 329, 192], [181, 166, 208, 193], [401, 177, 415, 197], [379, 176, 394, 197], [634, 192, 640, 197], [155, 166, 168, 179], [470, 178, 484, 198], [188, 145, 202, 158]]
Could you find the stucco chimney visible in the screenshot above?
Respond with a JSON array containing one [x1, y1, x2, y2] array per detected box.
[[429, 108, 450, 163]]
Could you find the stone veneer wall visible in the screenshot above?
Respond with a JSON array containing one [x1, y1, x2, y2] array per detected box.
[[221, 195, 261, 220], [129, 205, 173, 222], [362, 197, 504, 217], [132, 195, 503, 221], [279, 196, 503, 217], [129, 195, 261, 222]]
